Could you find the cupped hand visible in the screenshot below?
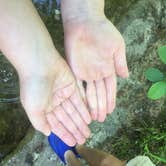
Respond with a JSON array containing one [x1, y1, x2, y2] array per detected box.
[[20, 54, 91, 146], [64, 18, 129, 122]]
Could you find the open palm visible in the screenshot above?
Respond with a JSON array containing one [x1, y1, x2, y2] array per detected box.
[[64, 19, 129, 122], [20, 57, 91, 146]]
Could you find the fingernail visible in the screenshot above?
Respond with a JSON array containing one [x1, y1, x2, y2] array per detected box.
[[44, 127, 51, 136], [77, 138, 86, 145], [67, 139, 76, 146], [84, 128, 91, 138], [86, 115, 92, 124], [98, 116, 105, 123]]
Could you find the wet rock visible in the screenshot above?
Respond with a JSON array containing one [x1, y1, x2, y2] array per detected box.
[[0, 53, 30, 162]]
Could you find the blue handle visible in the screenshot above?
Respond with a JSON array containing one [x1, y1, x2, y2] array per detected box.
[[48, 132, 79, 164]]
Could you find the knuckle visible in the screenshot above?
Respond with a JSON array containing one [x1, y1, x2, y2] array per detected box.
[[70, 126, 78, 134], [54, 108, 65, 119], [63, 100, 70, 108], [54, 121, 62, 129], [60, 131, 68, 139], [75, 117, 82, 126], [74, 131, 81, 139]]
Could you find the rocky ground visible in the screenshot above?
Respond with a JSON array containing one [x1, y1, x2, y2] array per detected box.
[[0, 0, 165, 165]]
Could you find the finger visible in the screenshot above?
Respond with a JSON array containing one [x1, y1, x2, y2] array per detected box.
[[62, 100, 91, 139], [70, 90, 91, 124], [52, 82, 75, 107], [52, 93, 64, 107], [26, 110, 51, 136], [65, 150, 82, 166], [54, 106, 86, 145], [47, 112, 76, 146], [114, 44, 129, 78], [76, 79, 87, 105], [86, 82, 98, 120], [105, 74, 117, 114], [95, 80, 107, 122]]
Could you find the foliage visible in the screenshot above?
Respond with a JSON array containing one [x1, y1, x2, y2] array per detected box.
[[145, 46, 166, 100], [98, 111, 166, 166]]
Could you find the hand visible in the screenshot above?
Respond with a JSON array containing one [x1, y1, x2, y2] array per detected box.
[[0, 0, 91, 146], [20, 55, 91, 146], [63, 17, 129, 122]]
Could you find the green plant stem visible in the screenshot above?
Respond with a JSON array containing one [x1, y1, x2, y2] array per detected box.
[[144, 144, 166, 163]]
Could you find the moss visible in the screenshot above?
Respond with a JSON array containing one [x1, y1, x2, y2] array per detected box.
[[105, 0, 139, 24], [97, 110, 166, 166]]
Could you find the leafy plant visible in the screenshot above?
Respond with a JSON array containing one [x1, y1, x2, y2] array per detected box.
[[145, 46, 166, 100]]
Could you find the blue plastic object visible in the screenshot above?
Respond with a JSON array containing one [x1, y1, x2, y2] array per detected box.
[[48, 132, 79, 164]]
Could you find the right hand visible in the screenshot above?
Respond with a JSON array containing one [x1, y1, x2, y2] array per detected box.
[[20, 53, 91, 146]]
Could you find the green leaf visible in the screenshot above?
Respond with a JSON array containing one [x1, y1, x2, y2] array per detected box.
[[148, 81, 166, 100], [158, 46, 166, 64], [145, 68, 164, 82]]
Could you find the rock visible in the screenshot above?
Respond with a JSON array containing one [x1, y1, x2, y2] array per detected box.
[[1, 0, 166, 165], [0, 54, 30, 162], [127, 156, 155, 166]]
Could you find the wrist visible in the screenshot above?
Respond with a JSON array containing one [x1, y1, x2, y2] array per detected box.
[[61, 0, 105, 24], [18, 48, 60, 79]]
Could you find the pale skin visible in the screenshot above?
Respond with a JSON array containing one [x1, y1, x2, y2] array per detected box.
[[0, 0, 91, 146], [0, 0, 129, 146], [61, 0, 129, 122]]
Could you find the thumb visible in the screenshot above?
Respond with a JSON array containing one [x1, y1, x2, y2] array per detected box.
[[20, 76, 51, 136], [114, 44, 129, 78]]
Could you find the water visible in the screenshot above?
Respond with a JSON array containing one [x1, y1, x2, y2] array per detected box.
[[0, 53, 30, 162]]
